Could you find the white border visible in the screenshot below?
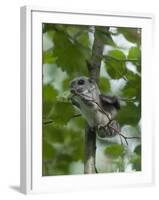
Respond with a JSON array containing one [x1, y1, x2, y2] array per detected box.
[[20, 6, 154, 194]]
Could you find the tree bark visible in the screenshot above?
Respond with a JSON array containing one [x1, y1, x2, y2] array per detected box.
[[84, 26, 108, 174], [87, 27, 108, 83], [84, 125, 96, 173]]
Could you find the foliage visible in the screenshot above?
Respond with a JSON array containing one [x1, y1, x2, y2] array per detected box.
[[42, 24, 141, 175], [105, 144, 125, 158]]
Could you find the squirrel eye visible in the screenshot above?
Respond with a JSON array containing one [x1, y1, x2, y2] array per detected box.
[[78, 79, 85, 85]]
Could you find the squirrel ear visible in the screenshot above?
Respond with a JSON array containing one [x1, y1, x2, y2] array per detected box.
[[100, 94, 120, 110]]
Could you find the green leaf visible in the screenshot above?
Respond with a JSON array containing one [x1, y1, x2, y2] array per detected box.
[[128, 47, 140, 60], [56, 91, 71, 103], [66, 25, 89, 47], [43, 49, 57, 64], [43, 23, 54, 33], [72, 116, 85, 129], [96, 29, 116, 46], [62, 77, 72, 91], [105, 144, 125, 158], [43, 140, 55, 160], [43, 85, 58, 102], [134, 145, 141, 155], [43, 85, 58, 115], [66, 25, 89, 38], [122, 81, 140, 100], [42, 125, 84, 176], [128, 47, 141, 72], [130, 154, 141, 171], [118, 28, 141, 45], [116, 102, 141, 126], [47, 30, 55, 39], [99, 77, 110, 93], [76, 32, 90, 48], [52, 102, 76, 125], [43, 126, 65, 143], [105, 50, 126, 79], [66, 26, 81, 38], [53, 32, 89, 75], [122, 73, 141, 101]]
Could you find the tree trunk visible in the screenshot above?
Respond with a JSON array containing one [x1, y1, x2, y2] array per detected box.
[[84, 26, 108, 174], [84, 125, 96, 173]]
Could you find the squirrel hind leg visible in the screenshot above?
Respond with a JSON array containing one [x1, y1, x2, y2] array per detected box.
[[97, 120, 120, 138]]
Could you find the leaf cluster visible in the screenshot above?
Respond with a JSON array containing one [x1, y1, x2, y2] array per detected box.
[[42, 24, 141, 175]]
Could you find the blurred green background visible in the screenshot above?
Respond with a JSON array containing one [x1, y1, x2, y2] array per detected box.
[[42, 23, 141, 176]]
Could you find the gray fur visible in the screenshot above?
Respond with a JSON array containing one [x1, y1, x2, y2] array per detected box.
[[69, 76, 120, 138]]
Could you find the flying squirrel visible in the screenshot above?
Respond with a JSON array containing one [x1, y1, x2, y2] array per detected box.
[[69, 76, 121, 138]]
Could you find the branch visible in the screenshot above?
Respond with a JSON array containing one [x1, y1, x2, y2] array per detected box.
[[103, 55, 140, 63], [87, 27, 108, 83], [72, 91, 111, 121], [72, 91, 141, 146], [108, 124, 141, 146]]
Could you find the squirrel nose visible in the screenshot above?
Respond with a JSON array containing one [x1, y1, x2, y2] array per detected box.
[[77, 87, 83, 93]]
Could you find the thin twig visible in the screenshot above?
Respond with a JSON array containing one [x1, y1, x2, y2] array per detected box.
[[119, 135, 123, 145], [103, 55, 140, 63], [43, 113, 81, 126], [43, 119, 54, 125], [118, 97, 137, 102], [72, 91, 111, 121], [72, 90, 141, 146], [108, 124, 141, 146]]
